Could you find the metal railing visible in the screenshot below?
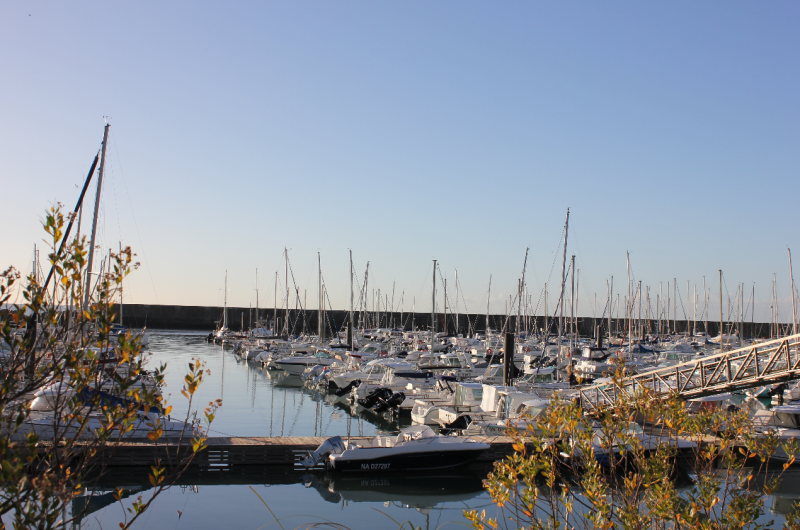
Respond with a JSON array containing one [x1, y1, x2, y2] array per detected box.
[[579, 334, 800, 412]]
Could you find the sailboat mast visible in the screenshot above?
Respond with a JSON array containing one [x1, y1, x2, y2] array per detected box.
[[719, 270, 724, 351], [285, 249, 289, 337], [673, 278, 677, 336], [608, 276, 613, 342], [455, 269, 459, 336], [558, 209, 570, 348], [84, 123, 109, 308], [350, 250, 354, 350], [318, 252, 322, 345], [486, 275, 492, 336], [626, 252, 631, 339], [431, 260, 437, 352], [790, 248, 797, 336], [223, 270, 228, 330], [255, 268, 259, 324]]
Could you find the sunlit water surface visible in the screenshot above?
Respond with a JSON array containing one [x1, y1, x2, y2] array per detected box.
[[73, 330, 496, 530], [45, 331, 800, 528]]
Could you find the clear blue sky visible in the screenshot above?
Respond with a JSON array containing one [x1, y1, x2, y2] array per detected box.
[[1, 1, 798, 323]]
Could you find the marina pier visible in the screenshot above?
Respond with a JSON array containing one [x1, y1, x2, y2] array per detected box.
[[84, 435, 525, 470]]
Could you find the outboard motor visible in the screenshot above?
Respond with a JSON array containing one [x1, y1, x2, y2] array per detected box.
[[335, 379, 361, 397], [311, 368, 330, 385], [439, 414, 472, 435], [301, 365, 326, 382], [374, 391, 405, 413], [300, 436, 346, 468], [358, 388, 392, 408]]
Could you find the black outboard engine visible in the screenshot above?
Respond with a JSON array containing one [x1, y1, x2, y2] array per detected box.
[[374, 392, 406, 413], [440, 414, 472, 435], [357, 388, 392, 408], [335, 379, 361, 397]]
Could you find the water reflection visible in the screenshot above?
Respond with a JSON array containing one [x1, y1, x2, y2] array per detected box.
[[74, 465, 493, 530], [302, 468, 486, 508]]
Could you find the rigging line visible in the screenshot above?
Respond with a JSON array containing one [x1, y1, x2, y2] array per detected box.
[[110, 130, 159, 303], [542, 223, 566, 291], [107, 157, 124, 261], [676, 284, 688, 321]]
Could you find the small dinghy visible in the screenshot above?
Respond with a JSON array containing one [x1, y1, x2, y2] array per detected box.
[[301, 425, 489, 472]]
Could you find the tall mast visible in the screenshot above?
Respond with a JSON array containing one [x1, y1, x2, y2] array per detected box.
[[658, 282, 662, 336], [543, 282, 547, 339], [486, 275, 492, 336], [84, 123, 110, 308], [558, 209, 570, 348], [223, 270, 228, 330], [363, 263, 369, 333], [517, 248, 529, 340], [790, 248, 797, 336], [318, 251, 323, 345], [626, 251, 631, 339], [442, 280, 446, 335], [255, 268, 259, 324], [274, 271, 277, 334], [285, 248, 289, 337], [608, 276, 613, 343], [687, 281, 690, 336], [350, 250, 354, 350], [431, 260, 437, 352], [455, 269, 459, 337], [667, 282, 672, 335], [703, 276, 707, 335], [719, 270, 724, 350], [391, 282, 395, 329], [673, 278, 677, 336], [576, 268, 580, 340], [638, 281, 642, 340]]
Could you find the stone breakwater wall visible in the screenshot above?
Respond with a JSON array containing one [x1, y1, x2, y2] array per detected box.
[[120, 304, 777, 338]]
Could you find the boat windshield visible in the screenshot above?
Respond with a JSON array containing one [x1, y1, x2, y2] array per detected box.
[[519, 404, 546, 418], [455, 385, 482, 404]]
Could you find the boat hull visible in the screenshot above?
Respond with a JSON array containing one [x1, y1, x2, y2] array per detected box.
[[329, 448, 487, 472]]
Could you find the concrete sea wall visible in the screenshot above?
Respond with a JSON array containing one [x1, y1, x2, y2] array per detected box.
[[120, 304, 780, 338]]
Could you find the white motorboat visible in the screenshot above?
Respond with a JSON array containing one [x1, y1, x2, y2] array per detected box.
[[274, 350, 339, 375], [300, 425, 489, 472]]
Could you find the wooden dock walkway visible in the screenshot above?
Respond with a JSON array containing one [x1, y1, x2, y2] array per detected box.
[[88, 435, 521, 470]]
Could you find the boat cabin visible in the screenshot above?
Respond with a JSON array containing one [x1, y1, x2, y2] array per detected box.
[[453, 382, 483, 408], [684, 393, 732, 414], [519, 367, 557, 384], [497, 391, 549, 419]]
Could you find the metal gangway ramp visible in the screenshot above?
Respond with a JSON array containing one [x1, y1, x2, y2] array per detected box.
[[579, 334, 800, 412]]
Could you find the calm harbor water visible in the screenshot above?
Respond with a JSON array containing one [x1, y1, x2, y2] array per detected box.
[[71, 331, 799, 529], [74, 330, 496, 530]]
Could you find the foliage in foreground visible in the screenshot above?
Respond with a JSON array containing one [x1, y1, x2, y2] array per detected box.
[[467, 368, 800, 530], [0, 205, 220, 529]]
